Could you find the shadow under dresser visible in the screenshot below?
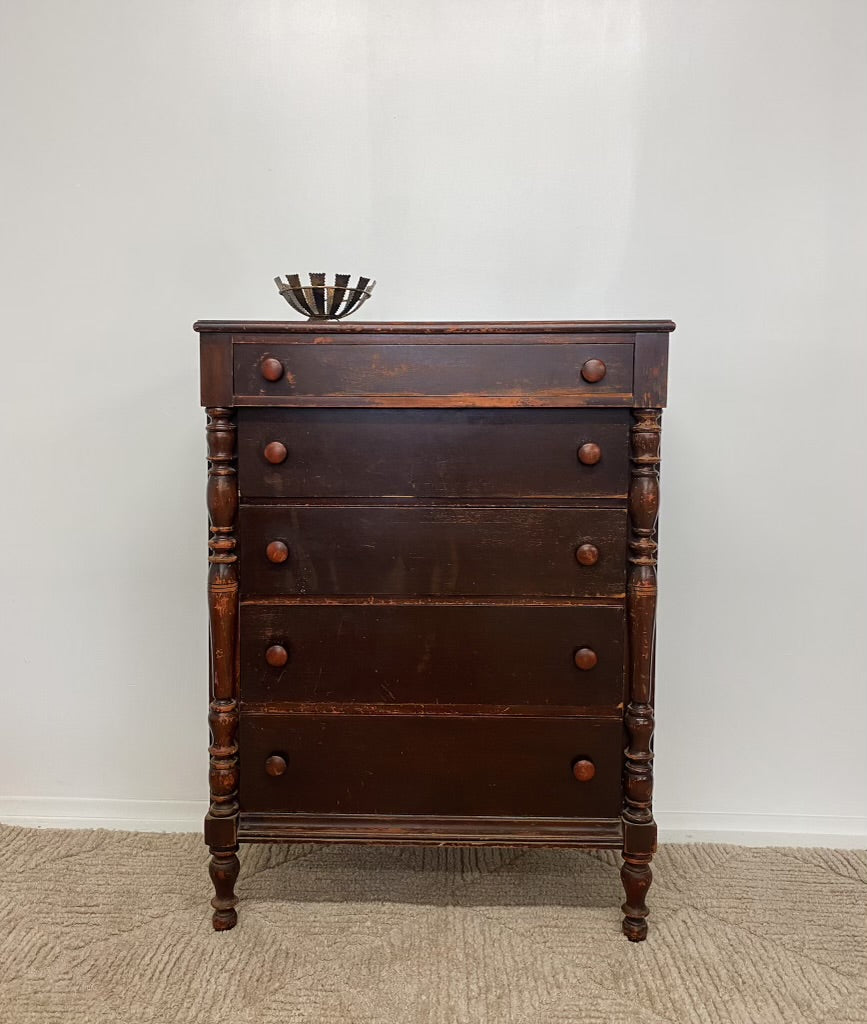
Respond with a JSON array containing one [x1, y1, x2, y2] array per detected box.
[[197, 318, 673, 939]]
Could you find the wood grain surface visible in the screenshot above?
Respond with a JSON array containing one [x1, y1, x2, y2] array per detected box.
[[239, 713, 624, 817], [239, 601, 625, 707], [238, 504, 627, 598], [237, 408, 630, 499], [233, 343, 633, 404]]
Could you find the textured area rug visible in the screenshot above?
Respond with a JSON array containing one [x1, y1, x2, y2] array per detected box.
[[1, 825, 865, 1023]]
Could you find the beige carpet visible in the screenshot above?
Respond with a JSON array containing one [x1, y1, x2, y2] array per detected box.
[[1, 825, 865, 1024]]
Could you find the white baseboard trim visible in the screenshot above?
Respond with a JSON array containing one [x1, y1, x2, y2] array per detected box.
[[0, 797, 207, 833], [1, 798, 865, 848], [655, 811, 867, 849]]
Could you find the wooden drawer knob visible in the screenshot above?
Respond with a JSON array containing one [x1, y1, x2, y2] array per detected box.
[[574, 647, 598, 671], [264, 441, 288, 465], [266, 540, 289, 564], [572, 759, 596, 782], [580, 358, 606, 383], [577, 442, 602, 466], [265, 754, 287, 777], [261, 357, 284, 382], [265, 644, 289, 668], [575, 543, 599, 566]]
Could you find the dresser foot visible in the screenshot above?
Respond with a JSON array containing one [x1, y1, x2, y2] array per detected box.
[[620, 852, 652, 941], [209, 848, 240, 931]]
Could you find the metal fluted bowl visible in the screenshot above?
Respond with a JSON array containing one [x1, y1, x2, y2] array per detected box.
[[274, 273, 376, 321]]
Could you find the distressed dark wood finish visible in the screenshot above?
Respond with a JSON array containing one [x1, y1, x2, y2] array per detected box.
[[240, 714, 623, 818], [204, 406, 240, 930], [239, 504, 627, 598], [197, 318, 672, 938], [233, 342, 633, 404], [239, 602, 625, 707], [237, 408, 630, 499]]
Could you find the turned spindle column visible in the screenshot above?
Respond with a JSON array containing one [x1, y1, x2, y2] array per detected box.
[[621, 407, 661, 941], [205, 406, 240, 930]]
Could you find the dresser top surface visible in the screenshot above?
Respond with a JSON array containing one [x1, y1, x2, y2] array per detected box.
[[194, 320, 675, 336]]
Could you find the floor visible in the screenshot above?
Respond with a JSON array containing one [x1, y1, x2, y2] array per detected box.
[[1, 824, 865, 1023]]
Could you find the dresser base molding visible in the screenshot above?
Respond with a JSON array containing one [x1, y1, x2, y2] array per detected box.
[[240, 702, 625, 719], [238, 812, 624, 847]]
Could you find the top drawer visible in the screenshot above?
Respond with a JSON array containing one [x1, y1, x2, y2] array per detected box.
[[232, 339, 634, 406]]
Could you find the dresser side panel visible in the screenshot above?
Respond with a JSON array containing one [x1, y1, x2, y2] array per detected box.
[[633, 333, 669, 408], [200, 333, 234, 407]]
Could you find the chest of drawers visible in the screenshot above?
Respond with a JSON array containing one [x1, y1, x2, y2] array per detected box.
[[197, 319, 672, 940]]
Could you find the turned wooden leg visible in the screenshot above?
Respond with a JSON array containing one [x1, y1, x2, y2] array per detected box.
[[621, 852, 652, 941], [205, 406, 240, 933], [209, 847, 240, 931], [621, 410, 661, 943]]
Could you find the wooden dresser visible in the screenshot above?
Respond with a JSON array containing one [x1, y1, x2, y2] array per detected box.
[[197, 319, 672, 940]]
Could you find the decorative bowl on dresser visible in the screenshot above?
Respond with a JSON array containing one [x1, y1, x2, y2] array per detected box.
[[197, 318, 673, 940]]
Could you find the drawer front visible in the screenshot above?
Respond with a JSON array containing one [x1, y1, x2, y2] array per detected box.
[[239, 505, 627, 598], [237, 408, 630, 499], [233, 342, 633, 405], [239, 714, 623, 817], [240, 603, 625, 707]]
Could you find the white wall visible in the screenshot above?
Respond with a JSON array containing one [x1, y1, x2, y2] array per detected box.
[[2, 0, 865, 843]]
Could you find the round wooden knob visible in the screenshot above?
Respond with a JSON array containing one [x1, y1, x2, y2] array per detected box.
[[265, 644, 289, 668], [572, 759, 596, 782], [575, 543, 599, 566], [266, 540, 289, 564], [580, 358, 607, 383], [263, 441, 288, 465], [574, 647, 598, 671], [265, 754, 287, 777], [577, 442, 602, 466], [261, 357, 284, 382]]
